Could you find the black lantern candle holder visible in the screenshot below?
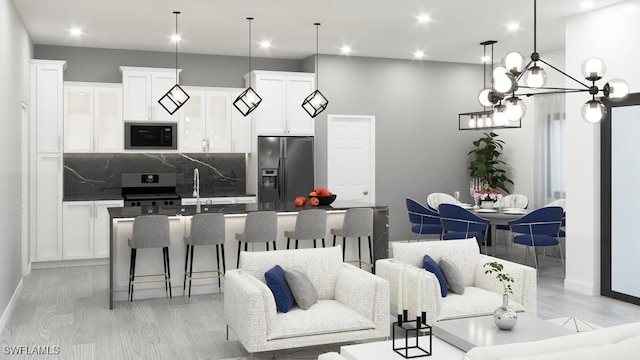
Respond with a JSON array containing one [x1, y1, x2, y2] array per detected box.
[[392, 310, 432, 358]]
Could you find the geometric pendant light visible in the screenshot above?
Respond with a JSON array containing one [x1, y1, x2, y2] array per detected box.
[[302, 22, 329, 118], [158, 11, 190, 115], [233, 17, 262, 116]]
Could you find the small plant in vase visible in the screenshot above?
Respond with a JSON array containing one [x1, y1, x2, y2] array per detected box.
[[483, 261, 518, 330], [475, 184, 501, 209]]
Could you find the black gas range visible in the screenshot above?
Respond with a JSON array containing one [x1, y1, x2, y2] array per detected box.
[[121, 172, 181, 207]]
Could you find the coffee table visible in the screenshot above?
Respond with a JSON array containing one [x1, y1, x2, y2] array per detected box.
[[340, 338, 464, 360], [432, 314, 575, 352]]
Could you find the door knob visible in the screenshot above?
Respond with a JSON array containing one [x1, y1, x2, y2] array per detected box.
[[363, 190, 369, 195]]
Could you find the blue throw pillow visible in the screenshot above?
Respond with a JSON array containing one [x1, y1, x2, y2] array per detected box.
[[264, 265, 295, 312], [423, 255, 449, 297]]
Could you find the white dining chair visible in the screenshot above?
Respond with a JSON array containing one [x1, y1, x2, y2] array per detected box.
[[426, 192, 459, 212]]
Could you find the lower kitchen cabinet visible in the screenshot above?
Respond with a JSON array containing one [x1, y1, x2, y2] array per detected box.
[[63, 200, 123, 260], [35, 154, 63, 261]]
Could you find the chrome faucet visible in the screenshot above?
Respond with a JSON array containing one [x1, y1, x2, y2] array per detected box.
[[193, 168, 201, 213]]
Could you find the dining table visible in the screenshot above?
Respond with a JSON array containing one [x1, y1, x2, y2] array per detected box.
[[459, 203, 530, 256]]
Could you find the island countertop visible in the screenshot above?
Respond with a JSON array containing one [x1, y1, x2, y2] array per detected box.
[[107, 200, 387, 218]]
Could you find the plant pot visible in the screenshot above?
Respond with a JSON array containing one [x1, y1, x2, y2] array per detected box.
[[480, 201, 495, 209], [493, 293, 518, 330]]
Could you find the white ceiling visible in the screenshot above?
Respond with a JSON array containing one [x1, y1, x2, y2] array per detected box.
[[13, 0, 627, 64]]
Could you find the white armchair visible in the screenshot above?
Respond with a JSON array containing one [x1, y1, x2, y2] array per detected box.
[[224, 246, 389, 354], [376, 238, 536, 325]]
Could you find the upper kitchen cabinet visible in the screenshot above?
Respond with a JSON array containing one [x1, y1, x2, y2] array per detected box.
[[249, 71, 316, 136], [31, 60, 66, 153], [120, 66, 181, 122], [64, 83, 123, 153], [180, 87, 252, 153]]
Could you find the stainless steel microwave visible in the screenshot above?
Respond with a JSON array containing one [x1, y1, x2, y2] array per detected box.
[[124, 122, 177, 150]]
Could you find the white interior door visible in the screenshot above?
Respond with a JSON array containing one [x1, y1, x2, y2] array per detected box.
[[327, 115, 375, 202]]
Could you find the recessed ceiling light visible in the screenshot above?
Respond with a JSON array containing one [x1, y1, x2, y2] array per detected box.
[[507, 23, 520, 31], [259, 41, 271, 49], [69, 27, 83, 36], [170, 34, 181, 42], [581, 1, 594, 9], [413, 51, 425, 59], [340, 46, 352, 55], [417, 14, 431, 24]]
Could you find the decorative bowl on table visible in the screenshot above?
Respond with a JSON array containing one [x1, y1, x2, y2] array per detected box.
[[314, 194, 337, 205]]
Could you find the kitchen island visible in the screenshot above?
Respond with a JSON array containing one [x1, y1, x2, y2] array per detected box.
[[108, 200, 389, 309]]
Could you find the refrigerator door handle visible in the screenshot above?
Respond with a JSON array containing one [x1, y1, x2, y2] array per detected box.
[[279, 139, 286, 202]]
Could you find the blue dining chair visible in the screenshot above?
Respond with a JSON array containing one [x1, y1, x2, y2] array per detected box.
[[406, 198, 442, 240], [438, 203, 490, 253], [508, 206, 564, 271]]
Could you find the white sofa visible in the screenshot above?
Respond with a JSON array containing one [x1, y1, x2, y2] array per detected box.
[[376, 239, 537, 325], [224, 246, 390, 353], [464, 321, 640, 360]]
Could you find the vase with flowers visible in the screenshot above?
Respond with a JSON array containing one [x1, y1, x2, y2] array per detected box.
[[475, 184, 501, 209], [484, 261, 518, 330]]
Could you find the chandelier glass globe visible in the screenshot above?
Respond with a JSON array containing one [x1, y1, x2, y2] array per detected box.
[[581, 99, 607, 124]]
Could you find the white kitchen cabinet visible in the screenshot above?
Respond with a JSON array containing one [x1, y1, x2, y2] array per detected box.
[[180, 87, 251, 153], [35, 153, 63, 261], [250, 71, 316, 136], [64, 83, 123, 153], [120, 66, 180, 122], [63, 200, 123, 260], [31, 60, 66, 153]]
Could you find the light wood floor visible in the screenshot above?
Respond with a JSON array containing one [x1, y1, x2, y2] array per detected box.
[[2, 243, 640, 360]]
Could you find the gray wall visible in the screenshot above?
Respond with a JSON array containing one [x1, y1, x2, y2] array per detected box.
[[35, 45, 302, 87], [0, 0, 33, 319], [304, 55, 484, 240]]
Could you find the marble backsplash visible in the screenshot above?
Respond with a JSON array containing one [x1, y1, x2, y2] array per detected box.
[[64, 153, 246, 200]]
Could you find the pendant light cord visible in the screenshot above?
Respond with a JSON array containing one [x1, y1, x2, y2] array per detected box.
[[533, 0, 537, 54], [248, 17, 253, 74], [315, 23, 320, 90], [174, 11, 179, 83]]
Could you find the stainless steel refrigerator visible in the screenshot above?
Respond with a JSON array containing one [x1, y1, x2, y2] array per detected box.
[[258, 136, 314, 203]]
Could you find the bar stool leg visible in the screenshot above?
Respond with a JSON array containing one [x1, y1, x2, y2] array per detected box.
[[236, 241, 242, 268], [313, 239, 317, 248], [188, 245, 194, 297], [321, 238, 325, 247], [368, 236, 373, 267], [183, 244, 189, 296], [163, 248, 169, 297], [220, 244, 226, 275], [295, 239, 299, 249], [357, 236, 362, 268], [266, 242, 270, 251], [128, 248, 136, 302], [166, 247, 172, 299], [333, 234, 337, 246], [287, 238, 291, 249], [343, 237, 346, 260], [272, 241, 277, 251], [215, 244, 221, 289]]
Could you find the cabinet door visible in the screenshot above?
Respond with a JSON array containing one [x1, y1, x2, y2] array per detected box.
[[62, 201, 93, 260], [36, 154, 63, 261], [231, 91, 252, 153], [255, 76, 287, 135], [122, 71, 152, 121], [34, 64, 64, 152], [151, 72, 179, 121], [286, 76, 316, 135], [94, 86, 123, 152], [95, 200, 124, 258], [206, 91, 232, 152], [181, 90, 206, 152], [64, 86, 94, 152], [235, 196, 257, 204]]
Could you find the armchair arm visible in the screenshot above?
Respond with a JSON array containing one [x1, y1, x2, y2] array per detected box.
[[476, 255, 537, 314], [335, 263, 390, 333], [223, 270, 277, 352], [375, 259, 441, 325]]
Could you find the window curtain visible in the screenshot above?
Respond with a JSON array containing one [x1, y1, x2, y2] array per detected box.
[[534, 94, 566, 208]]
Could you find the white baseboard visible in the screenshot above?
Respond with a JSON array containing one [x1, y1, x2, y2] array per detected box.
[[564, 278, 598, 296], [0, 278, 24, 333], [31, 258, 108, 269]]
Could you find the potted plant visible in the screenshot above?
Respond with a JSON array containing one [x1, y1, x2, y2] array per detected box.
[[475, 184, 501, 209], [468, 132, 513, 194], [483, 261, 518, 330]]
